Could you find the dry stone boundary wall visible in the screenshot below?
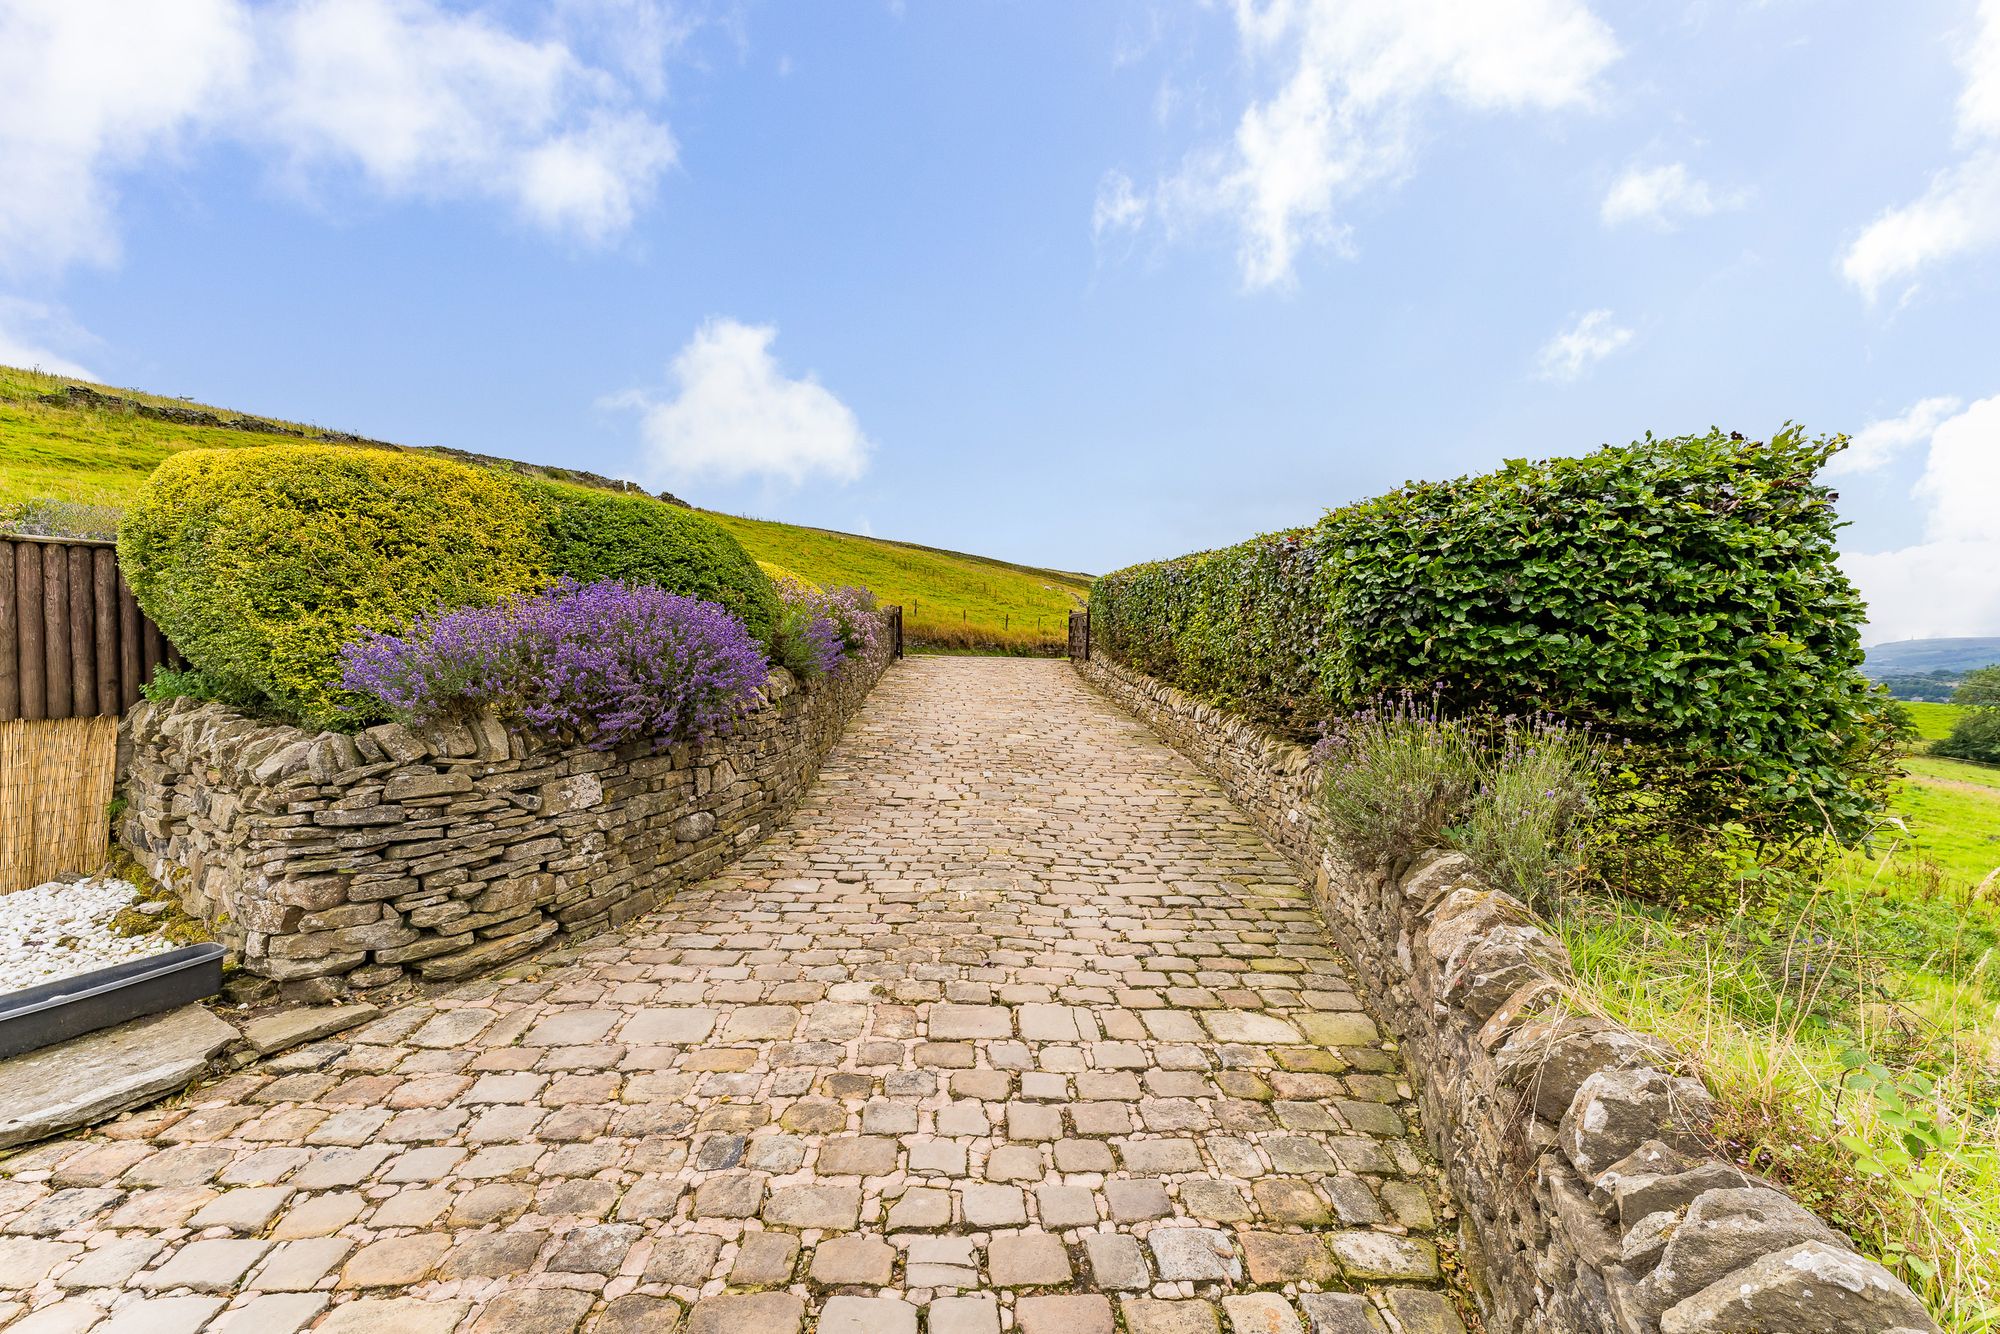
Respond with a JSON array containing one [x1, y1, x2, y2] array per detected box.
[[116, 629, 894, 1002], [1076, 653, 1937, 1334]]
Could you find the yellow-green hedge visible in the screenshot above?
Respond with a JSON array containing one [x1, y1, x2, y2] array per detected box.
[[120, 446, 788, 731], [120, 446, 549, 729]]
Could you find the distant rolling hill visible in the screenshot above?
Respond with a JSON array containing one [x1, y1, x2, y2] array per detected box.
[[0, 364, 1089, 654], [1864, 638, 2000, 676], [1863, 638, 2000, 702]]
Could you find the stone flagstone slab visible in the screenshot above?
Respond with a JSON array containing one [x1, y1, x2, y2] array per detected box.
[[237, 1003, 381, 1057], [0, 1005, 237, 1149]]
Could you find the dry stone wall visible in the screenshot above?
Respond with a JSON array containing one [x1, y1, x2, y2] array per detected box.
[[1076, 653, 1938, 1334], [117, 632, 893, 1001]]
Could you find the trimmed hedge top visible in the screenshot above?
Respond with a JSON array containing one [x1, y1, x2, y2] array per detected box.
[[1090, 427, 1898, 842], [513, 478, 779, 643], [120, 445, 779, 730], [120, 445, 548, 729]]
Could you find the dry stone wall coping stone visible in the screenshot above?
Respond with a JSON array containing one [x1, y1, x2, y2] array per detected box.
[[117, 621, 894, 1002], [1075, 652, 1937, 1334]]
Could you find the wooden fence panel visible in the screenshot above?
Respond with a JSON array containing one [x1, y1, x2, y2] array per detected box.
[[18, 542, 44, 720], [0, 541, 15, 720], [1068, 609, 1090, 661], [42, 543, 71, 719], [0, 536, 180, 722], [118, 571, 143, 712], [93, 547, 118, 716], [68, 544, 94, 716]]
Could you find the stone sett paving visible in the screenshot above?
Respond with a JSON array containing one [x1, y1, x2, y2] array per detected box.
[[0, 658, 1466, 1334]]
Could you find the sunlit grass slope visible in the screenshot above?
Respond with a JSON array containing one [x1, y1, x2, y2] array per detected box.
[[0, 364, 1091, 653], [1904, 701, 1969, 743], [710, 513, 1090, 655]]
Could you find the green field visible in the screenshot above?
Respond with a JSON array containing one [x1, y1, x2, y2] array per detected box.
[[0, 364, 1090, 653], [712, 513, 1088, 654], [0, 367, 333, 517], [1904, 700, 1969, 743], [1562, 733, 2000, 1326]]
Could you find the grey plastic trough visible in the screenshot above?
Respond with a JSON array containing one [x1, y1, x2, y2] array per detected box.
[[0, 943, 225, 1061]]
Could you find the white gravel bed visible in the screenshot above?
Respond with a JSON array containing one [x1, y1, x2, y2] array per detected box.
[[0, 877, 180, 995]]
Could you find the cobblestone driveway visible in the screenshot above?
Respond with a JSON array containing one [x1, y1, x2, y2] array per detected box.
[[0, 658, 1462, 1334]]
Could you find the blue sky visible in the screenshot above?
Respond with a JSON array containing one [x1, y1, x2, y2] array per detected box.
[[2, 0, 1996, 643]]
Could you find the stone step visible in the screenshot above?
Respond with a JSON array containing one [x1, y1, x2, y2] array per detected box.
[[0, 1005, 238, 1149]]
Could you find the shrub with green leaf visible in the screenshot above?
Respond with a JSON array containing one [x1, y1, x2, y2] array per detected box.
[[1934, 708, 2000, 765], [1092, 427, 1901, 849], [139, 663, 241, 709], [120, 445, 547, 729], [1954, 666, 2000, 709], [510, 478, 779, 643], [119, 448, 789, 731]]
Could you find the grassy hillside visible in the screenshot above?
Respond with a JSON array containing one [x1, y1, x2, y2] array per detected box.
[[0, 366, 652, 526], [0, 365, 1089, 654], [712, 513, 1088, 655]]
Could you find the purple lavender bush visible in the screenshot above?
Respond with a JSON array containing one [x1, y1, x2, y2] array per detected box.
[[769, 579, 881, 681], [340, 579, 770, 750]]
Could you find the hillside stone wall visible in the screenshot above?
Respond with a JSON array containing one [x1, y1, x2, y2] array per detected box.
[[117, 632, 894, 1001], [1077, 653, 1938, 1334]]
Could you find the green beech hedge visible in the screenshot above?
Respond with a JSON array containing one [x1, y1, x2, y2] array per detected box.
[[1091, 427, 1899, 843], [121, 447, 779, 730], [510, 478, 779, 642]]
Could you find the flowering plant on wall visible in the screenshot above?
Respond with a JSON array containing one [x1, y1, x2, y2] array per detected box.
[[339, 579, 770, 750], [770, 579, 882, 681]]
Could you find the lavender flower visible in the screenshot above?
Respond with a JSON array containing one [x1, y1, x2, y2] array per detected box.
[[770, 579, 881, 679], [340, 579, 770, 750]]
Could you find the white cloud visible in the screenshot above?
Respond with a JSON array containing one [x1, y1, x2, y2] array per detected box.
[[1844, 394, 2000, 641], [1093, 171, 1149, 238], [618, 319, 874, 489], [1534, 309, 1632, 382], [1600, 161, 1737, 228], [553, 0, 693, 100], [0, 0, 678, 278], [1961, 0, 2000, 138], [0, 0, 253, 275], [0, 297, 100, 380], [258, 0, 675, 244], [1114, 0, 1619, 288], [1842, 0, 2000, 299], [1826, 395, 1964, 475], [1841, 152, 2000, 301]]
